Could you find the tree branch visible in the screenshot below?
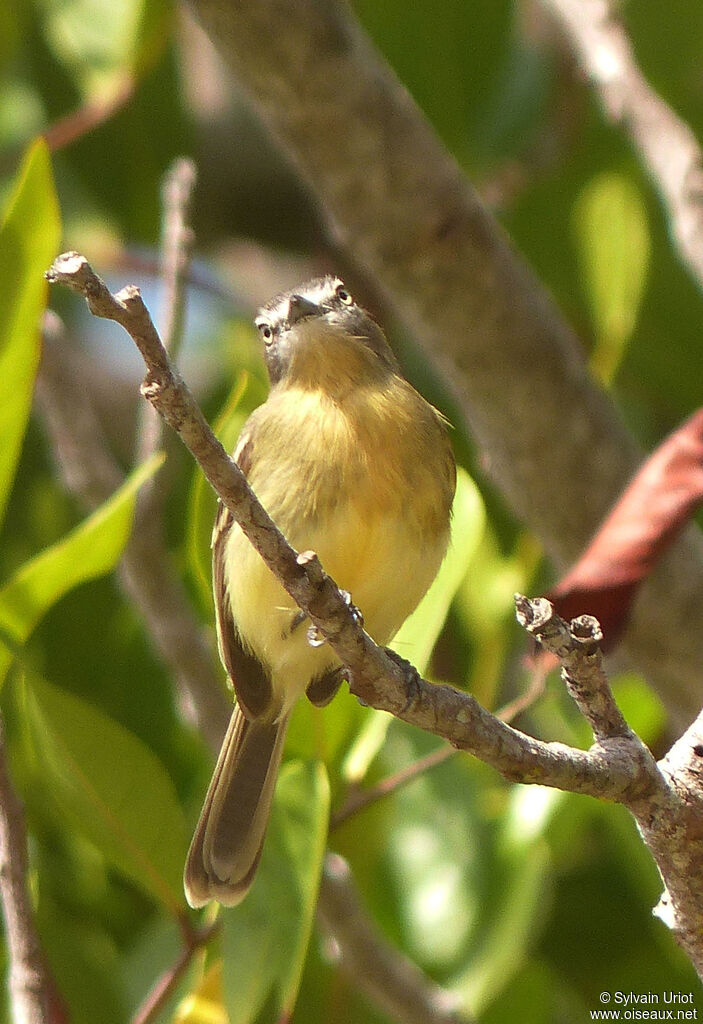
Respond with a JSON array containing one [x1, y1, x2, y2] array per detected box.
[[185, 0, 703, 729], [543, 0, 703, 293], [633, 711, 703, 976], [0, 718, 59, 1024], [520, 597, 703, 978], [135, 158, 198, 473], [130, 922, 218, 1024], [318, 854, 471, 1024]]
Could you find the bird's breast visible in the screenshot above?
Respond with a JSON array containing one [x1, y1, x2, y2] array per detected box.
[[224, 379, 454, 705]]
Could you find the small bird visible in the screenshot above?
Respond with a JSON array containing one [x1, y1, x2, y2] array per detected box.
[[184, 276, 456, 907]]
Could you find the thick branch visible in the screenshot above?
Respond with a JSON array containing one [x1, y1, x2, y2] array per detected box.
[[521, 596, 703, 977], [45, 253, 655, 806], [544, 0, 703, 292], [318, 855, 471, 1024], [185, 0, 703, 728], [633, 713, 703, 976]]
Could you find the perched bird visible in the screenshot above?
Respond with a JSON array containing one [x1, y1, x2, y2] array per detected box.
[[184, 276, 456, 907]]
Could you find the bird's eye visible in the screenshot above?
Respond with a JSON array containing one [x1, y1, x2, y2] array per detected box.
[[257, 322, 274, 343], [335, 285, 353, 305]]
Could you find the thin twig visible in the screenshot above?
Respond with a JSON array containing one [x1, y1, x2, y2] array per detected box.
[[318, 854, 472, 1024], [43, 76, 136, 153], [331, 745, 456, 831], [331, 664, 548, 830], [0, 717, 60, 1024], [131, 921, 219, 1024], [135, 158, 198, 473], [544, 0, 703, 292], [45, 253, 658, 805]]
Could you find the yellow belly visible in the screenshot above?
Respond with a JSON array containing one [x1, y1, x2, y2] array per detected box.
[[223, 381, 453, 713]]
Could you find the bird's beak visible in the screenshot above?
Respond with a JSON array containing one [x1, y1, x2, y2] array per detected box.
[[287, 294, 320, 325]]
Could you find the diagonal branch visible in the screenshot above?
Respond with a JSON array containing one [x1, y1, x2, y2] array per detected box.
[[318, 854, 472, 1024], [543, 0, 703, 292], [42, 258, 480, 1022]]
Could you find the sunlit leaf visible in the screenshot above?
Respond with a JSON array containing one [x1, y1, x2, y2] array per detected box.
[[34, 0, 173, 94], [22, 673, 187, 913], [174, 961, 228, 1024], [0, 453, 164, 685], [452, 833, 550, 1013], [452, 785, 559, 1012], [573, 171, 650, 384], [611, 673, 667, 746], [222, 761, 330, 1023], [0, 138, 60, 529]]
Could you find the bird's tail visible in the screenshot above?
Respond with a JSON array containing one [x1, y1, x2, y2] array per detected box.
[[184, 704, 289, 907]]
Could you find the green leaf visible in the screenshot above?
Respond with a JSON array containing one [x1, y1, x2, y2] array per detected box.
[[0, 453, 164, 685], [452, 785, 557, 1013], [34, 0, 173, 94], [0, 138, 61, 529], [573, 171, 650, 384], [222, 761, 330, 1024], [611, 672, 667, 746], [22, 673, 187, 913]]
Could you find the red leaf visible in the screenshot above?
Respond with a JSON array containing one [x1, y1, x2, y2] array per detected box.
[[549, 408, 703, 647]]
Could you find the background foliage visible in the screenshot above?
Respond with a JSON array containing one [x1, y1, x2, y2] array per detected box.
[[2, 0, 703, 1021]]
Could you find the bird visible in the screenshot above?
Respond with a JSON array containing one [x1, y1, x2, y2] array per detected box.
[[184, 275, 456, 907]]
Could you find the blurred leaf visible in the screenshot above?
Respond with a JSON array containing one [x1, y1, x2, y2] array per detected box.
[[38, 892, 126, 1024], [549, 407, 703, 648], [33, 0, 173, 95], [132, 0, 176, 76], [0, 138, 60, 530], [611, 673, 667, 747], [174, 960, 228, 1024], [222, 761, 330, 1024], [0, 452, 164, 685], [573, 172, 650, 384], [452, 833, 551, 1013], [23, 673, 187, 913]]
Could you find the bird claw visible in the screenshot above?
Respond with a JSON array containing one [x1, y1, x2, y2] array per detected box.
[[305, 590, 363, 649], [385, 649, 423, 713], [340, 589, 364, 628]]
